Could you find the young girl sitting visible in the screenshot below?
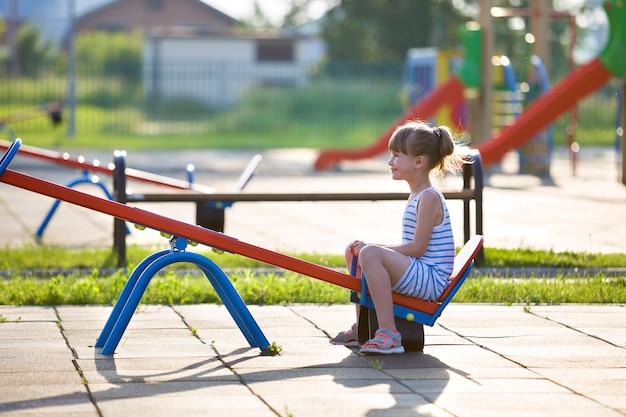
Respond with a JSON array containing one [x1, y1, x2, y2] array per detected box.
[[331, 120, 468, 354]]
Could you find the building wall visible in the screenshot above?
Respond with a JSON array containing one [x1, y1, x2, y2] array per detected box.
[[143, 36, 325, 108]]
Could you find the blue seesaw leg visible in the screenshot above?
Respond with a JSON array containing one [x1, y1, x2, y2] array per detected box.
[[95, 249, 171, 348], [35, 171, 129, 240], [99, 251, 270, 355]]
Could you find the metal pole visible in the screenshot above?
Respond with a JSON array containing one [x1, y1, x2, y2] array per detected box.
[[622, 83, 626, 186], [9, 0, 19, 77], [113, 151, 127, 267], [67, 0, 76, 139], [473, 0, 493, 145]]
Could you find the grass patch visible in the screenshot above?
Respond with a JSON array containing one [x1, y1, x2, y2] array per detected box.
[[481, 247, 625, 268], [0, 270, 348, 306], [0, 245, 345, 271], [2, 244, 624, 271], [0, 245, 624, 306], [456, 276, 625, 304]]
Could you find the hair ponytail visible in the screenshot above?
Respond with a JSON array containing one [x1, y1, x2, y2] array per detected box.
[[388, 120, 468, 175]]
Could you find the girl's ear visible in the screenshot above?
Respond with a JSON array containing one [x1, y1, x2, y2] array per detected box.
[[414, 155, 426, 168]]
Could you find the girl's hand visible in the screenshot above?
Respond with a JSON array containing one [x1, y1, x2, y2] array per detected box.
[[349, 240, 366, 256]]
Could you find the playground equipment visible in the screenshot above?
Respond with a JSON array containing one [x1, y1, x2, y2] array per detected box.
[[0, 98, 64, 129], [314, 76, 466, 170], [490, 54, 553, 175], [313, 22, 482, 171], [517, 55, 553, 176], [462, 0, 625, 166], [34, 168, 130, 241], [401, 47, 466, 129], [315, 1, 626, 172], [0, 139, 216, 193], [112, 149, 484, 265], [0, 139, 263, 245], [1, 139, 483, 354]]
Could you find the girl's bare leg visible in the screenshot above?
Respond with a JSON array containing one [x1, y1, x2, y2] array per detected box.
[[357, 245, 411, 332]]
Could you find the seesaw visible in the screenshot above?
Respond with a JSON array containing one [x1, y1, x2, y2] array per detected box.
[[0, 97, 64, 128], [0, 139, 483, 354], [0, 139, 262, 244], [0, 139, 216, 193]]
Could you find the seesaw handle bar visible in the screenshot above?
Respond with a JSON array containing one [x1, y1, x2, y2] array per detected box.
[[0, 138, 21, 177]]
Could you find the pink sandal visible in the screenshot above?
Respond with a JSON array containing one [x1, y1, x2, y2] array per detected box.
[[360, 329, 405, 354], [330, 323, 359, 347]]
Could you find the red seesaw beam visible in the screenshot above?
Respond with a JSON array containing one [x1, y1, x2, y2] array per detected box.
[[1, 167, 360, 292], [0, 139, 215, 194]]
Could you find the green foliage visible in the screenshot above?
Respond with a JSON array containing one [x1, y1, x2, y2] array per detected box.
[[321, 0, 466, 61], [75, 30, 142, 83], [3, 22, 57, 77], [225, 77, 402, 134], [265, 341, 283, 356]]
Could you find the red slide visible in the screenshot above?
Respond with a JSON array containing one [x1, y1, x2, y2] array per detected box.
[[477, 57, 613, 165], [314, 76, 466, 170]]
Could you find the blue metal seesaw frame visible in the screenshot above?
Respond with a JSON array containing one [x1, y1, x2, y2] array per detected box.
[[36, 154, 197, 241], [0, 139, 271, 355], [94, 235, 271, 355], [35, 169, 131, 241]]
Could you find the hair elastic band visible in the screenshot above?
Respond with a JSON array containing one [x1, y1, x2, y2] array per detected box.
[[433, 127, 442, 139]]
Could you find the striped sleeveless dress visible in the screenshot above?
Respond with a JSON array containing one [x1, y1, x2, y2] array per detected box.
[[391, 187, 455, 301]]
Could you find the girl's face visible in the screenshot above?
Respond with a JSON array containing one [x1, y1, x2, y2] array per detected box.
[[388, 151, 417, 181]]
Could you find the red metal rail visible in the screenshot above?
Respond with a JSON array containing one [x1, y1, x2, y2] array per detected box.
[[0, 139, 215, 193]]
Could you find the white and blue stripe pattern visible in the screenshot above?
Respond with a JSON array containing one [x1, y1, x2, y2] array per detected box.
[[392, 188, 455, 301]]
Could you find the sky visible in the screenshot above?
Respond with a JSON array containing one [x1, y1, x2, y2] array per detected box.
[[201, 0, 338, 27]]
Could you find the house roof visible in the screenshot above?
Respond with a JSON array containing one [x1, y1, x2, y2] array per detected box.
[[77, 0, 238, 26]]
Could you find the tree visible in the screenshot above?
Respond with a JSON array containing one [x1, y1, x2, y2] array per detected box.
[[320, 0, 467, 61], [13, 21, 55, 77], [74, 30, 141, 83]]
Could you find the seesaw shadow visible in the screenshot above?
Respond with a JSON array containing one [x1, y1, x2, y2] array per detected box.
[[91, 347, 464, 417], [0, 346, 464, 416]]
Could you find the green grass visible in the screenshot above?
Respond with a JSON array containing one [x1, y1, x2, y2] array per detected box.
[[0, 245, 344, 271], [456, 276, 624, 304], [0, 245, 624, 306]]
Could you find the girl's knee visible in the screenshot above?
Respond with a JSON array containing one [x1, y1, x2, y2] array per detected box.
[[358, 245, 381, 264]]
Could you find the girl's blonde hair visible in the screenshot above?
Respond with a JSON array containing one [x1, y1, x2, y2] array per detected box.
[[388, 120, 468, 175]]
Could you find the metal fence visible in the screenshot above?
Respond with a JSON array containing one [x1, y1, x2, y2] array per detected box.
[[0, 61, 621, 148]]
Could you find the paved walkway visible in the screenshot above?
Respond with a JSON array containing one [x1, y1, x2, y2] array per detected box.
[[0, 304, 624, 417]]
